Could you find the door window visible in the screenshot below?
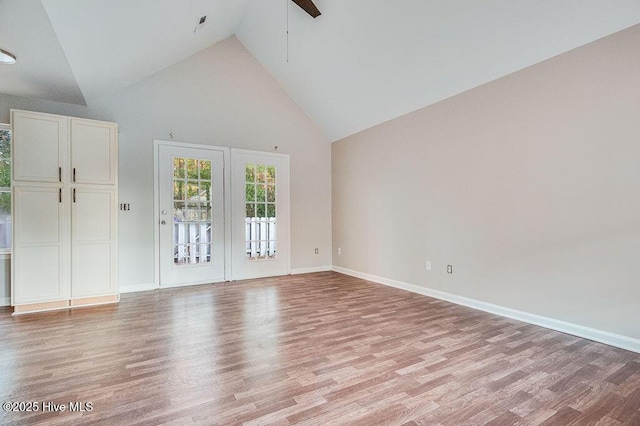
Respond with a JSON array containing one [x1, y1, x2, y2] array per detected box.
[[172, 157, 213, 265], [245, 164, 277, 260]]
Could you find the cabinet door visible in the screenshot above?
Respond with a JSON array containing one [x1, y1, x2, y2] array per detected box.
[[71, 188, 117, 297], [70, 118, 117, 185], [12, 110, 67, 183], [12, 186, 68, 304]]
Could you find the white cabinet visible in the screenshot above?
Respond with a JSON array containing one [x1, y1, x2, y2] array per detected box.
[[11, 109, 118, 313], [70, 118, 117, 185], [11, 110, 67, 183], [71, 188, 117, 298], [12, 186, 68, 304], [12, 110, 117, 186]]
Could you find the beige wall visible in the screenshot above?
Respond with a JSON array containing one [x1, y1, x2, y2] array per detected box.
[[0, 36, 332, 299], [333, 25, 640, 339]]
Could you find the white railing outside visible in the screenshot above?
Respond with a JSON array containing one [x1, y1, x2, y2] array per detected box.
[[172, 217, 277, 264], [245, 217, 277, 259], [174, 222, 211, 265]]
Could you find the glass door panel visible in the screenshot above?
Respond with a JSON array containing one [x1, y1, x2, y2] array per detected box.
[[159, 145, 224, 286], [172, 157, 212, 265], [232, 149, 289, 280]]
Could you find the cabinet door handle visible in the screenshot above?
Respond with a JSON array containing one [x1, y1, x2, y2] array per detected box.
[[59, 167, 62, 182], [73, 168, 76, 182], [59, 188, 62, 203], [73, 188, 76, 203]]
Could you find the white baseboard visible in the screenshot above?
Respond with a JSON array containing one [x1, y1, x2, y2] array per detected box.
[[119, 282, 158, 294], [1, 297, 9, 307], [290, 265, 333, 275], [332, 266, 640, 354]]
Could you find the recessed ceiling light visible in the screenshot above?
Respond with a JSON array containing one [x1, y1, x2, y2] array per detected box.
[[0, 49, 16, 65]]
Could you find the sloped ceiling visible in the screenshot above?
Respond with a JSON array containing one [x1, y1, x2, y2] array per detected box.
[[236, 0, 640, 141], [40, 0, 252, 103], [1, 0, 640, 140]]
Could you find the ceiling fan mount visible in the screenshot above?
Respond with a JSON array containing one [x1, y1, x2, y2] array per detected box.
[[291, 0, 321, 18]]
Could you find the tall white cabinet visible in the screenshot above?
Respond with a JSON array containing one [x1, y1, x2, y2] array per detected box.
[[11, 109, 118, 313]]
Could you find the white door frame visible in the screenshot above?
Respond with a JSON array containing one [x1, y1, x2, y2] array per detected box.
[[153, 140, 231, 287]]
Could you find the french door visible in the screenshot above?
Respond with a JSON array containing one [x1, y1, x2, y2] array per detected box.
[[231, 149, 290, 279], [155, 143, 290, 286], [158, 144, 225, 287]]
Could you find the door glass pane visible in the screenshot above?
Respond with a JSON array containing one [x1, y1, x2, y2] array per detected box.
[[245, 163, 277, 261], [256, 165, 266, 183], [186, 159, 198, 179], [172, 156, 214, 266], [267, 185, 275, 202], [186, 181, 198, 201], [246, 164, 255, 182], [199, 160, 211, 180], [268, 240, 277, 259], [201, 182, 212, 202], [200, 203, 211, 221], [256, 184, 266, 202], [266, 166, 276, 184], [174, 158, 185, 178], [174, 181, 185, 200], [174, 201, 186, 222], [246, 184, 255, 202]]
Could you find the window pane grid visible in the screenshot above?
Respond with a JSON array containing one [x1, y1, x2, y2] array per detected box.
[[172, 157, 212, 266], [245, 164, 276, 261]]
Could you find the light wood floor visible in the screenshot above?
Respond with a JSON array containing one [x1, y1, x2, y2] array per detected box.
[[1, 272, 639, 425]]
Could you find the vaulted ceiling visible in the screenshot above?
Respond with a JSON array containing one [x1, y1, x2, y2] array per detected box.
[[2, 0, 640, 141]]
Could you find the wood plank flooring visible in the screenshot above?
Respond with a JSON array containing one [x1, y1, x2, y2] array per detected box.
[[1, 271, 639, 425]]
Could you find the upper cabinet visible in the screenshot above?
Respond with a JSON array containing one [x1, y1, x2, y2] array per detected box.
[[70, 118, 117, 185], [11, 110, 117, 186], [12, 110, 67, 183]]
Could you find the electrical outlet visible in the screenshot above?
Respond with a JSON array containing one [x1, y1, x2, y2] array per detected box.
[[425, 260, 431, 271], [337, 248, 342, 255], [447, 265, 453, 274], [314, 248, 319, 254]]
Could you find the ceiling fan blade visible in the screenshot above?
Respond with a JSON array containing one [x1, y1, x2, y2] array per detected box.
[[291, 0, 321, 18]]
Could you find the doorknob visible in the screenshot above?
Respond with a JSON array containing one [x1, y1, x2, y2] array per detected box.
[[161, 220, 167, 225]]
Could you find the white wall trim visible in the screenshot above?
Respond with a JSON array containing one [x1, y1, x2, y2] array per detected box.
[[332, 266, 640, 354], [1, 297, 9, 307], [119, 282, 158, 294], [290, 265, 333, 275]]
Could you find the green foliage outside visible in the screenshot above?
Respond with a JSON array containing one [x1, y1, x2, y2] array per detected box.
[[245, 164, 276, 219], [172, 157, 213, 222], [173, 157, 211, 181], [0, 130, 10, 215], [173, 157, 212, 202], [171, 160, 279, 219]]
